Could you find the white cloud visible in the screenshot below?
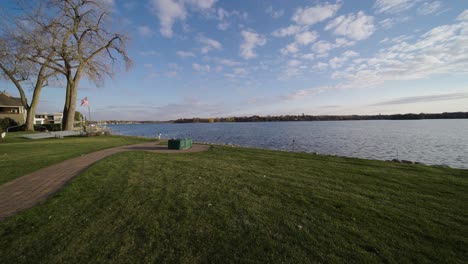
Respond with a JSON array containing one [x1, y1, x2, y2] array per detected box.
[[374, 0, 418, 14], [335, 38, 356, 47], [150, 0, 216, 38], [280, 31, 319, 56], [282, 86, 333, 101], [192, 63, 211, 72], [292, 2, 342, 26], [197, 35, 222, 54], [215, 8, 230, 30], [187, 0, 217, 10], [150, 0, 186, 38], [311, 40, 335, 56], [313, 62, 328, 71], [271, 25, 302, 37], [457, 10, 468, 21], [301, 53, 315, 60], [383, 35, 413, 44], [284, 20, 468, 101], [216, 7, 228, 20], [332, 20, 468, 88], [266, 5, 284, 19], [325, 11, 375, 41], [143, 63, 153, 68], [216, 58, 241, 67], [295, 31, 319, 46], [217, 21, 230, 30], [224, 66, 248, 78], [379, 18, 394, 29], [379, 16, 410, 29], [214, 8, 247, 31], [137, 26, 155, 37], [280, 43, 299, 55], [328, 50, 359, 69], [177, 51, 196, 58], [311, 38, 356, 58], [282, 67, 302, 78], [240, 30, 266, 59], [417, 1, 443, 15], [380, 37, 390, 44], [372, 93, 468, 106], [288, 59, 301, 67]]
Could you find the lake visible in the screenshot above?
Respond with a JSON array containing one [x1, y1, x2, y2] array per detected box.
[[107, 120, 468, 169]]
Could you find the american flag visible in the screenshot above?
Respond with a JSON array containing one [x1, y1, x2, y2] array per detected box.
[[81, 97, 89, 106]]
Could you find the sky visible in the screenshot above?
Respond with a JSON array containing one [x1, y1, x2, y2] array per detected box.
[[1, 0, 468, 121]]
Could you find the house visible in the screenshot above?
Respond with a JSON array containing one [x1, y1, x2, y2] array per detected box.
[[0, 92, 26, 125], [34, 112, 63, 125]]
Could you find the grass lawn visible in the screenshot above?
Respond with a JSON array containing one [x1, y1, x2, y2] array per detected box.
[[0, 144, 466, 263], [0, 133, 152, 185]]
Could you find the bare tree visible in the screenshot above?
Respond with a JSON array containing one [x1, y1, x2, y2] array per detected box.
[[0, 3, 59, 131], [45, 0, 131, 130], [1, 0, 130, 131]]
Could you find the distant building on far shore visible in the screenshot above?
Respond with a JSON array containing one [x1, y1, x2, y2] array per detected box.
[[34, 113, 63, 125], [0, 92, 26, 125]]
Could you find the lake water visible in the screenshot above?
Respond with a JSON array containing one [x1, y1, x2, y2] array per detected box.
[[108, 120, 468, 169]]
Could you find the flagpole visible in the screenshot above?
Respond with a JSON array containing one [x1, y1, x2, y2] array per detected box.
[[81, 97, 90, 125]]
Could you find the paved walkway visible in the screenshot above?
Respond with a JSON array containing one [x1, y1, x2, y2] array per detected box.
[[0, 142, 209, 220]]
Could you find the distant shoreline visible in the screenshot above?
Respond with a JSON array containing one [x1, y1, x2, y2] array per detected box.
[[103, 111, 468, 124]]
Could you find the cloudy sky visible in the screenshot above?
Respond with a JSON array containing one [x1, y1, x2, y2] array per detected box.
[[2, 0, 468, 120]]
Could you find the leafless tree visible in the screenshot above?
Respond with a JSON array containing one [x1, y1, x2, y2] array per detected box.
[[1, 0, 131, 131], [0, 2, 59, 131], [45, 0, 131, 130]]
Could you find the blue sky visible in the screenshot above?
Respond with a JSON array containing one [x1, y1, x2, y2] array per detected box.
[[2, 0, 468, 120]]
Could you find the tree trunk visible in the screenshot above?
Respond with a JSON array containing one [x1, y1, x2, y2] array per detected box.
[[62, 76, 72, 130], [63, 89, 77, 130], [24, 109, 35, 131], [24, 80, 44, 131], [62, 79, 78, 131]]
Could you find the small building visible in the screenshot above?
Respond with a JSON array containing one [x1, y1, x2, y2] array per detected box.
[[0, 92, 26, 125], [34, 112, 63, 125]]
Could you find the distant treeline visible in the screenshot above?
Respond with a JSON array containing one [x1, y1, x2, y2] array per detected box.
[[172, 112, 468, 123]]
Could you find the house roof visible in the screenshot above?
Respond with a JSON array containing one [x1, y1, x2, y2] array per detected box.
[[0, 93, 23, 107]]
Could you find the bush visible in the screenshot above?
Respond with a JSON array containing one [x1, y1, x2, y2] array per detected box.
[[0, 118, 18, 131], [34, 124, 62, 132], [86, 130, 111, 137], [45, 124, 62, 131]]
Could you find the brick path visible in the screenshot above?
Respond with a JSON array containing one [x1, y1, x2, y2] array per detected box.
[[0, 142, 209, 220]]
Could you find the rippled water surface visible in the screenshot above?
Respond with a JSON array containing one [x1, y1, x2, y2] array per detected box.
[[108, 120, 468, 169]]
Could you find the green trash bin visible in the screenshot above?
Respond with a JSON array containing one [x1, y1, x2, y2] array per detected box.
[[168, 138, 192, 150], [185, 138, 192, 149]]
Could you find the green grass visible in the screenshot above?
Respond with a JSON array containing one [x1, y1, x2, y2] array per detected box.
[[0, 145, 466, 263], [0, 134, 152, 185]]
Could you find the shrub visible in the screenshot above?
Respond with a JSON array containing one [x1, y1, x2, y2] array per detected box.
[[0, 118, 18, 131], [45, 124, 62, 131], [34, 124, 62, 132], [86, 130, 110, 137]]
